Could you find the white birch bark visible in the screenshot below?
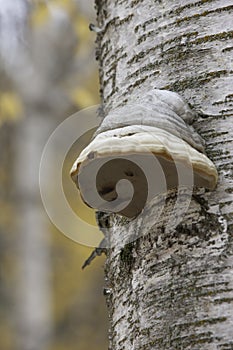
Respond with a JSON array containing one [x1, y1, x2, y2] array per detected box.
[[95, 0, 233, 348], [14, 116, 53, 350]]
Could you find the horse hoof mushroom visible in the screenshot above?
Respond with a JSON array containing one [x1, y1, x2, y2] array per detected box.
[[71, 90, 218, 218]]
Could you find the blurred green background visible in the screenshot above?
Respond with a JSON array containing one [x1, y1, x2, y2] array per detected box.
[[0, 1, 108, 349]]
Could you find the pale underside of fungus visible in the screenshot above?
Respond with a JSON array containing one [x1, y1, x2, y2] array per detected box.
[[71, 90, 218, 218]]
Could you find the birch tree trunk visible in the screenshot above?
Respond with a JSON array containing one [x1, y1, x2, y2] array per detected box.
[[95, 0, 233, 349], [0, 2, 53, 348]]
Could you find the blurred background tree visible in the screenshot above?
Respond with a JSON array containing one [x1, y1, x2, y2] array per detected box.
[[0, 1, 108, 349]]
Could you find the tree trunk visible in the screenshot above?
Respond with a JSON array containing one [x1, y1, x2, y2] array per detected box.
[[0, 2, 54, 348], [95, 0, 233, 349]]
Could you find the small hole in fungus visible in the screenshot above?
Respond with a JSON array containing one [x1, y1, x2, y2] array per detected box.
[[125, 171, 134, 177], [99, 186, 114, 195], [87, 151, 95, 159]]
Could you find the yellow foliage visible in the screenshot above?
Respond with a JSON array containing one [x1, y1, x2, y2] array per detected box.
[[71, 88, 96, 109], [0, 201, 14, 228], [30, 1, 51, 27], [30, 0, 76, 27], [75, 15, 93, 56], [0, 92, 23, 125], [73, 15, 90, 39], [50, 0, 75, 14], [50, 224, 105, 320], [0, 324, 14, 350], [85, 71, 100, 99]]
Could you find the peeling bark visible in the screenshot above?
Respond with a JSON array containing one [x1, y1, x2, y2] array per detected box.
[[95, 0, 233, 349]]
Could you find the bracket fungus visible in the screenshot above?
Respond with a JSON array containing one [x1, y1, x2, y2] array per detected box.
[[71, 90, 218, 218]]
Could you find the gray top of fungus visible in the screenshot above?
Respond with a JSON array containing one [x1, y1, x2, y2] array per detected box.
[[95, 89, 205, 152]]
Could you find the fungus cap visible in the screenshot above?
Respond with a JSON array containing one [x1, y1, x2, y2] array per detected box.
[[71, 126, 218, 218], [71, 90, 218, 218]]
